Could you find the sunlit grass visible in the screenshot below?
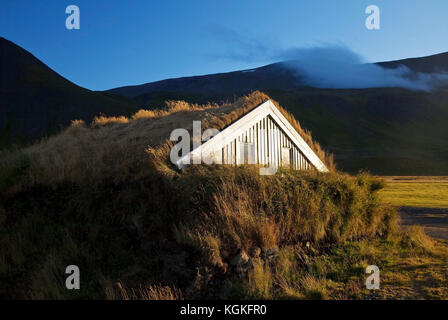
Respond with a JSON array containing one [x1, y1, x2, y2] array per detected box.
[[379, 181, 448, 208]]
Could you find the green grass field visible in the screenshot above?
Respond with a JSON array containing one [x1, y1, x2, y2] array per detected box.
[[379, 177, 448, 208]]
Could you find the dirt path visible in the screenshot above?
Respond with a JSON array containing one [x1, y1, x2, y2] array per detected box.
[[400, 207, 448, 240]]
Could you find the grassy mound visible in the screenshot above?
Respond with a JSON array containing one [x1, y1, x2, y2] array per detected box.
[[2, 91, 442, 300]]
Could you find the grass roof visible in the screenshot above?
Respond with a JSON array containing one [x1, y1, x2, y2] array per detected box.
[[1, 91, 334, 189]]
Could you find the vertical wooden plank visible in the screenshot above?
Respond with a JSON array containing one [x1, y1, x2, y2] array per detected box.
[[257, 121, 261, 164], [258, 121, 261, 165], [266, 118, 269, 166], [277, 125, 280, 167], [292, 148, 296, 170], [271, 119, 275, 167], [275, 123, 279, 167], [269, 118, 273, 167], [254, 123, 258, 164], [272, 120, 278, 167], [276, 126, 280, 167], [282, 130, 285, 148], [221, 147, 225, 164], [255, 124, 259, 164], [267, 118, 270, 166], [253, 125, 255, 144], [232, 139, 236, 165], [301, 153, 304, 170], [275, 121, 279, 167], [263, 118, 266, 165], [290, 147, 293, 169], [272, 121, 278, 167], [266, 117, 270, 167], [295, 149, 298, 170], [280, 130, 283, 155], [291, 147, 294, 169], [230, 141, 233, 165], [261, 119, 264, 165], [301, 154, 304, 170], [263, 118, 267, 166], [252, 125, 255, 144], [258, 120, 264, 164], [236, 140, 241, 165]]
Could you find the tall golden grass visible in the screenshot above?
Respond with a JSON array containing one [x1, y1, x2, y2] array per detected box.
[[111, 282, 183, 300]]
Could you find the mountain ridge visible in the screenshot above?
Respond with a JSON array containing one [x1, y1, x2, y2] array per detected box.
[[0, 37, 139, 147], [106, 51, 448, 101]]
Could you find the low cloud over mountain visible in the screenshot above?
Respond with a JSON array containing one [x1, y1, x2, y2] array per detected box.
[[209, 26, 448, 90]]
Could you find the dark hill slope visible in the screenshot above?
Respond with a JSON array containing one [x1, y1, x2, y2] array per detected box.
[[0, 37, 139, 147], [266, 87, 448, 175], [378, 52, 448, 73], [107, 63, 300, 105]]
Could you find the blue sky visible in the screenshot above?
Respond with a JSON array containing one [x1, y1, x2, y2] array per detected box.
[[1, 0, 447, 90]]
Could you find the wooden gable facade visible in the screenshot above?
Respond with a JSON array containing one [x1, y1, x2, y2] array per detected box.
[[177, 100, 329, 172]]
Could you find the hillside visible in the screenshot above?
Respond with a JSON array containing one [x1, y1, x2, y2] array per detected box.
[[267, 87, 448, 175], [379, 51, 448, 73], [0, 37, 139, 147], [107, 62, 300, 105]]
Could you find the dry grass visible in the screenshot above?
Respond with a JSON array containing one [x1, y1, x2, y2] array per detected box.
[[400, 226, 437, 254], [299, 275, 328, 300], [113, 282, 183, 300], [247, 259, 273, 299], [131, 100, 220, 120], [92, 115, 129, 126], [0, 91, 334, 191]]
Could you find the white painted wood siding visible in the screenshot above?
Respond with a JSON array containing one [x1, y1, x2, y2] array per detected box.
[[219, 115, 313, 170], [177, 100, 329, 172]]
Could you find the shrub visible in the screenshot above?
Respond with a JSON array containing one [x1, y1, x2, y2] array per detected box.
[[399, 225, 436, 254]]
